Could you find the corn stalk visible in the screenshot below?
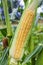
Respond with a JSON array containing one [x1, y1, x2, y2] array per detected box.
[[2, 0, 12, 37]]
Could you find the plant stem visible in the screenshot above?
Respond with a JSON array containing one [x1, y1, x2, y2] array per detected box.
[[2, 0, 12, 37]]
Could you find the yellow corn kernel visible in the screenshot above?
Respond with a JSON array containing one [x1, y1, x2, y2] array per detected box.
[[14, 10, 35, 60]]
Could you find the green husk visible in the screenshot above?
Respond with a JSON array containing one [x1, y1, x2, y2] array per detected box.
[[2, 0, 12, 37], [9, 0, 42, 60], [9, 0, 32, 64]]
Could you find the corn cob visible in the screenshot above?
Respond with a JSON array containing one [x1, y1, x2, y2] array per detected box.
[[9, 10, 35, 60], [9, 0, 42, 60]]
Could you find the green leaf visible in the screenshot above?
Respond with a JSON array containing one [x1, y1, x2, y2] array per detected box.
[[22, 43, 43, 65], [35, 49, 43, 65]]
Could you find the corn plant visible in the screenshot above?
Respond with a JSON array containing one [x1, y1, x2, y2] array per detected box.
[[0, 0, 43, 65]]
